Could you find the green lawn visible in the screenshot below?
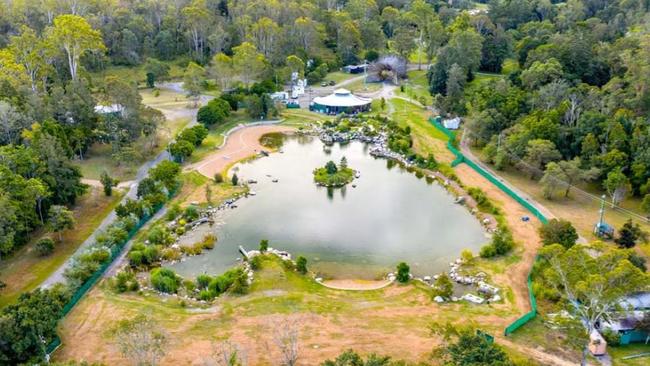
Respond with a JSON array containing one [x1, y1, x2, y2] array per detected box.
[[397, 70, 434, 106], [325, 71, 358, 84], [609, 344, 650, 365], [389, 98, 454, 162], [0, 186, 124, 307]]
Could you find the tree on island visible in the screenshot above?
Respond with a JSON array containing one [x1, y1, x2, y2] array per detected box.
[[313, 158, 355, 187], [231, 174, 239, 186], [260, 239, 269, 253], [396, 262, 410, 283]]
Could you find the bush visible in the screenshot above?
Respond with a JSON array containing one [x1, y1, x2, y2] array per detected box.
[[184, 205, 199, 221], [432, 273, 453, 299], [479, 244, 497, 258], [214, 173, 223, 183], [249, 255, 262, 270], [128, 250, 144, 267], [150, 268, 181, 293], [166, 203, 182, 221], [296, 256, 308, 274], [228, 268, 249, 294], [492, 229, 514, 255], [198, 289, 215, 301], [199, 234, 216, 249], [142, 245, 161, 264], [208, 275, 231, 295], [539, 219, 578, 249], [197, 98, 231, 126], [396, 262, 410, 283], [196, 274, 212, 289], [183, 279, 196, 292], [35, 238, 55, 256], [113, 270, 139, 293]]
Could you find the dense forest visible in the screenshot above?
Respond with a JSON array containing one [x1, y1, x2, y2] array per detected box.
[[426, 0, 650, 213]]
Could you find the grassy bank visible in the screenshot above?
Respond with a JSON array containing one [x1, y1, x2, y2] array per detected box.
[[0, 187, 124, 307]]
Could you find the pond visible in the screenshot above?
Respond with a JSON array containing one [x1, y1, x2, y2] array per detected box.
[[169, 136, 488, 280]]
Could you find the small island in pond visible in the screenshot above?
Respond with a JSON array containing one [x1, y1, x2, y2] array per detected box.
[[313, 157, 356, 187]]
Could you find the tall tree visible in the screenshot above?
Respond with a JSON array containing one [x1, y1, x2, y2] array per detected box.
[[232, 42, 266, 87], [46, 14, 104, 81], [539, 243, 649, 365], [183, 62, 205, 105], [604, 167, 631, 207], [47, 205, 75, 241]]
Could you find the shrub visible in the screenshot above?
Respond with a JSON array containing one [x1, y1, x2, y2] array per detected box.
[[128, 250, 144, 267], [198, 289, 215, 301], [161, 248, 181, 261], [492, 229, 514, 255], [184, 205, 199, 221], [35, 238, 55, 256], [214, 173, 224, 183], [249, 255, 262, 270], [208, 275, 233, 295], [461, 249, 473, 264], [147, 226, 172, 246], [196, 274, 212, 289], [200, 234, 216, 249], [296, 256, 308, 274], [396, 262, 410, 283], [143, 246, 161, 264], [183, 279, 196, 292], [166, 203, 182, 221], [113, 270, 139, 293], [150, 268, 181, 293], [539, 219, 578, 249], [229, 268, 249, 294], [479, 244, 497, 258], [432, 273, 453, 299]]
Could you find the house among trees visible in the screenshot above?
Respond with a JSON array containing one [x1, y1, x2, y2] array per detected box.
[[599, 292, 650, 345], [342, 63, 368, 74], [310, 88, 371, 115]]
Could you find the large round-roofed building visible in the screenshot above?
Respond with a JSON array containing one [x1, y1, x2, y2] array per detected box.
[[310, 88, 372, 115]]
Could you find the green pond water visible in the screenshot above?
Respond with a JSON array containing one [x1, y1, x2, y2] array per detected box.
[[169, 136, 488, 280]]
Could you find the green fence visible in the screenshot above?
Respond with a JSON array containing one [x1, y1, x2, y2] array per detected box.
[[429, 116, 547, 336], [45, 191, 174, 355]]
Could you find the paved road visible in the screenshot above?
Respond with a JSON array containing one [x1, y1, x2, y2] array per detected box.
[[41, 83, 208, 288]]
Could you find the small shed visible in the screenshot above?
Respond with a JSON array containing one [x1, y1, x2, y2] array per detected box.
[[442, 117, 461, 130]]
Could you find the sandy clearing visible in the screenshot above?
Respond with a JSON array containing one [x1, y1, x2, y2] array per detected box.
[[453, 164, 542, 320], [320, 279, 393, 290], [190, 125, 295, 179]]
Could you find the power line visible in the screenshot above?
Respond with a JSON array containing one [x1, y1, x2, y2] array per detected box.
[[461, 127, 650, 224]]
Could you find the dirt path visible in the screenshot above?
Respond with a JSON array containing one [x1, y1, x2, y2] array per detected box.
[[453, 164, 541, 321], [189, 124, 295, 178]]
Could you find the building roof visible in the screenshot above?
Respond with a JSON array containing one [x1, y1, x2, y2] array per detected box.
[[313, 89, 372, 108], [94, 104, 124, 114]]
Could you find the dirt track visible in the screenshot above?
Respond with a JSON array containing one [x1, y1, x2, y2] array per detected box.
[[453, 164, 542, 322], [190, 125, 295, 179]]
